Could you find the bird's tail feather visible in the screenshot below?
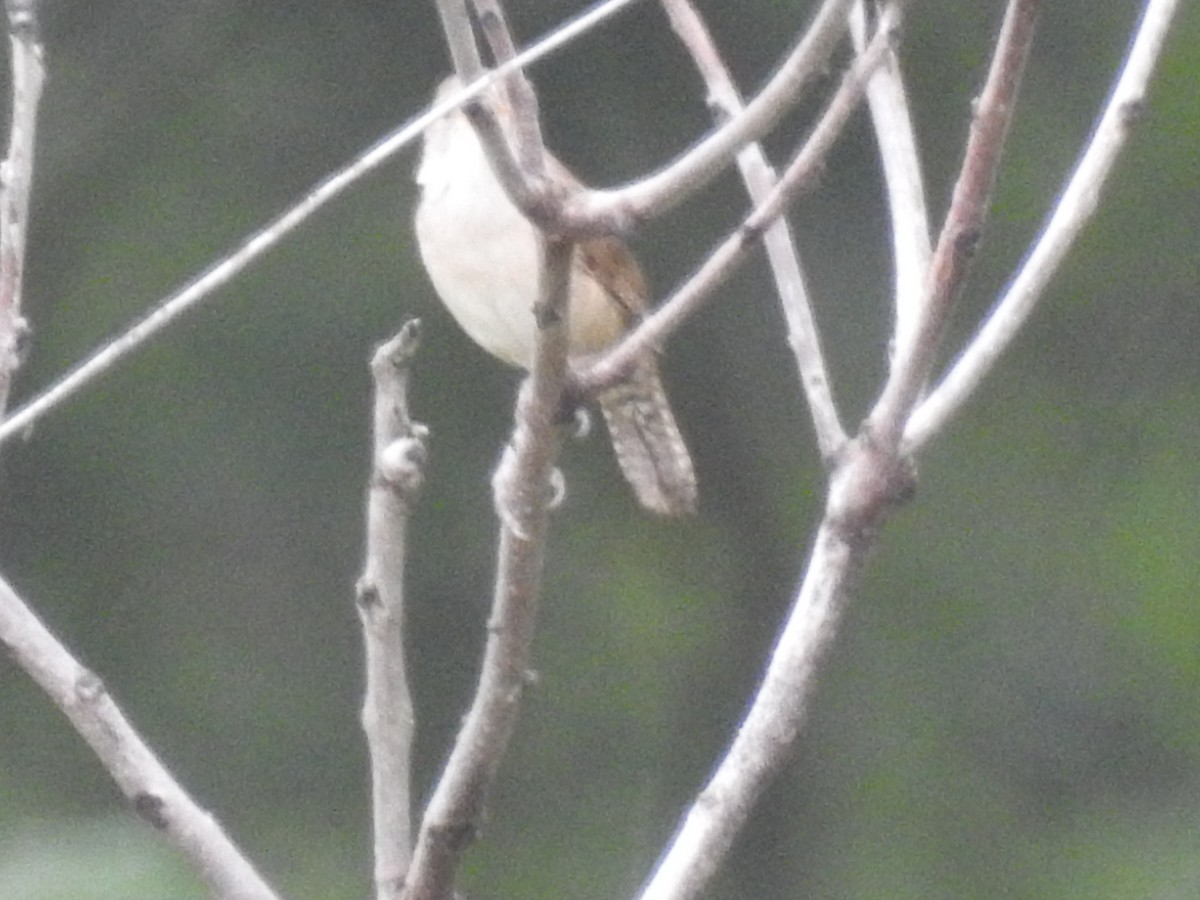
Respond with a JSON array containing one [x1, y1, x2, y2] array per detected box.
[[598, 361, 697, 517]]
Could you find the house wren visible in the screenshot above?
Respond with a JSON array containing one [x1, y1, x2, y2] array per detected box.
[[414, 77, 697, 516]]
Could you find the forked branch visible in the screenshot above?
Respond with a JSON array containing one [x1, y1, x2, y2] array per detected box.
[[436, 0, 859, 237], [638, 4, 1043, 898], [870, 0, 1041, 448], [905, 0, 1181, 450], [577, 23, 896, 401]]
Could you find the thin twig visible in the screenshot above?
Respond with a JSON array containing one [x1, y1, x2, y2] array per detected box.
[[358, 320, 426, 900], [849, 0, 931, 349], [0, 0, 44, 417], [870, 0, 1041, 448], [432, 0, 484, 84], [401, 239, 574, 900], [659, 0, 847, 460], [433, 0, 588, 239], [577, 24, 895, 399], [571, 0, 856, 232], [0, 0, 644, 448], [464, 0, 548, 191], [0, 571, 282, 900], [471, 0, 545, 174], [1, 8, 276, 895], [905, 0, 1181, 451]]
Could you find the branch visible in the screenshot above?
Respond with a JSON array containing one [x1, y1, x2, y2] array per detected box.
[[401, 240, 574, 900], [637, 6, 1044, 898], [0, 0, 643, 448], [441, 0, 857, 239], [432, 0, 595, 238], [0, 570, 282, 900], [659, 0, 847, 460], [869, 0, 1041, 448], [637, 434, 914, 900], [849, 0, 931, 350], [0, 0, 44, 417], [574, 0, 855, 231], [471, 0, 547, 174], [358, 321, 427, 900], [577, 22, 896, 400], [904, 0, 1181, 451], [432, 0, 484, 83]]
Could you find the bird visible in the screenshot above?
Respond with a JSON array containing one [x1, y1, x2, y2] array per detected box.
[[413, 76, 697, 516]]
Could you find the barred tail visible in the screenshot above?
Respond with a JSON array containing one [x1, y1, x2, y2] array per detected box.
[[598, 361, 697, 517]]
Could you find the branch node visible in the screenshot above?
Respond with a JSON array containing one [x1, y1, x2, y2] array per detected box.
[[547, 467, 566, 510], [954, 225, 983, 261], [12, 314, 31, 362], [827, 431, 917, 546], [431, 819, 479, 855], [491, 443, 532, 540], [568, 406, 591, 440], [355, 578, 381, 609], [132, 792, 169, 830], [1120, 96, 1147, 125], [379, 428, 431, 498], [533, 293, 563, 330], [74, 668, 105, 703]]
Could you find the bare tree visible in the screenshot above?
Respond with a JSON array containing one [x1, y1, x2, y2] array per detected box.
[[0, 1, 1182, 899]]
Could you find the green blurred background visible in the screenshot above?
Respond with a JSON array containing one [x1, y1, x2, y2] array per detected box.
[[0, 1, 1197, 897]]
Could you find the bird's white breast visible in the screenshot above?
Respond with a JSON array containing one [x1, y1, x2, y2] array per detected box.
[[415, 113, 545, 370]]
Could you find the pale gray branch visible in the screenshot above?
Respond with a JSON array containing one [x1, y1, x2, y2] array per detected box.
[[0, 571, 281, 900], [578, 24, 895, 399], [456, 0, 550, 197], [904, 0, 1181, 451], [660, 0, 847, 460], [401, 240, 574, 900], [638, 434, 914, 900], [850, 0, 931, 348], [473, 0, 549, 178], [638, 521, 857, 900], [0, 0, 44, 416], [432, 0, 484, 84], [358, 320, 426, 900]]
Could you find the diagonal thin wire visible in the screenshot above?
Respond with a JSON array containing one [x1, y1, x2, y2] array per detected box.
[[0, 0, 646, 447]]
